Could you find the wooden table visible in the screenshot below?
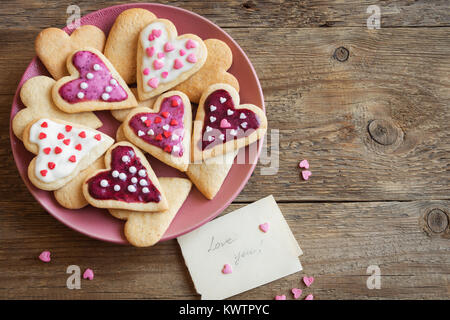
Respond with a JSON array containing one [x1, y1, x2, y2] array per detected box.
[[0, 1, 448, 300]]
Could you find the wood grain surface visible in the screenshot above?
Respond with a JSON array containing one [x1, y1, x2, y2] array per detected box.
[[0, 0, 449, 300]]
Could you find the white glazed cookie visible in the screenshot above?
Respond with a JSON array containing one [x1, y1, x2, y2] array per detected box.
[[109, 177, 192, 247], [23, 118, 114, 191], [137, 19, 207, 100]]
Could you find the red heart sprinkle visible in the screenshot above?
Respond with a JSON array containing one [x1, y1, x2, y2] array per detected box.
[[161, 111, 169, 118], [54, 146, 62, 154], [75, 144, 82, 151], [39, 132, 47, 139], [171, 99, 179, 107], [63, 139, 70, 145], [164, 145, 172, 152], [57, 133, 64, 140], [170, 119, 178, 126], [144, 119, 152, 127], [43, 147, 51, 154], [79, 131, 86, 138], [41, 122, 48, 128], [163, 131, 171, 138], [40, 170, 47, 177], [155, 134, 163, 141], [48, 162, 56, 170], [154, 117, 162, 124], [65, 125, 72, 132], [94, 134, 101, 141], [68, 155, 76, 162]]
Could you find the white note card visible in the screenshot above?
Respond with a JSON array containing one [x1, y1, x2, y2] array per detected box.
[[177, 195, 303, 300]]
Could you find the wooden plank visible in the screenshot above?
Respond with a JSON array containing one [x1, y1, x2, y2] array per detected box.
[[0, 0, 448, 29], [0, 201, 448, 299]]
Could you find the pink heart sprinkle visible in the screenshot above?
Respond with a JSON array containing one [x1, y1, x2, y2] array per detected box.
[[153, 60, 164, 70], [305, 294, 314, 300], [152, 29, 162, 38], [275, 295, 286, 300], [303, 276, 315, 287], [143, 68, 150, 75], [38, 251, 51, 263], [187, 53, 197, 63], [148, 34, 155, 41], [291, 288, 302, 299], [259, 222, 270, 233], [161, 71, 169, 78], [179, 49, 186, 56], [83, 268, 94, 280], [146, 46, 154, 57], [174, 59, 184, 70], [302, 170, 312, 180], [157, 52, 165, 59], [164, 42, 174, 52], [148, 77, 159, 89], [222, 264, 233, 274], [220, 118, 231, 128], [185, 39, 197, 49], [299, 159, 309, 169]]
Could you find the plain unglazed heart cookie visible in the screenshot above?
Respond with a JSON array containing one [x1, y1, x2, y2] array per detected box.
[[186, 150, 238, 200], [123, 91, 192, 172], [111, 87, 157, 122], [137, 19, 207, 100], [35, 25, 106, 80], [82, 141, 168, 212], [12, 76, 102, 141], [174, 39, 239, 103], [104, 8, 157, 84], [53, 157, 104, 209], [109, 177, 192, 247], [52, 47, 138, 113], [22, 118, 114, 191], [192, 83, 267, 161]]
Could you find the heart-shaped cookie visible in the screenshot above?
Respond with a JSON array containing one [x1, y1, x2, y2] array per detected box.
[[137, 19, 207, 100], [52, 48, 138, 113], [82, 142, 168, 212], [109, 177, 192, 247], [192, 83, 267, 161], [104, 8, 157, 84], [22, 118, 114, 191], [174, 39, 239, 103], [35, 25, 106, 80], [13, 76, 102, 141], [123, 91, 192, 172]]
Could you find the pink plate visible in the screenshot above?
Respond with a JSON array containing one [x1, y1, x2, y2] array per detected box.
[[9, 3, 264, 244]]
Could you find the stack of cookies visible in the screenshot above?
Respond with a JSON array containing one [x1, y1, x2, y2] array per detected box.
[[12, 8, 267, 247]]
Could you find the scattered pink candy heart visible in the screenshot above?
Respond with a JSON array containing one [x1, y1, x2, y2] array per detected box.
[[39, 250, 51, 263], [275, 295, 286, 300], [299, 159, 309, 169], [305, 294, 314, 300], [259, 222, 270, 233], [301, 170, 312, 180], [220, 118, 231, 128], [303, 276, 314, 287], [222, 264, 232, 274], [83, 268, 94, 280], [291, 288, 302, 299]]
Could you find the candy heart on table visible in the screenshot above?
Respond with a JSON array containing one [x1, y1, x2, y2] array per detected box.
[[303, 276, 315, 287], [83, 268, 94, 280], [174, 39, 240, 103], [305, 294, 314, 300], [38, 250, 51, 263], [123, 91, 192, 172], [259, 222, 270, 233], [291, 288, 302, 299], [109, 178, 192, 247], [299, 159, 309, 169], [35, 25, 106, 80], [22, 118, 114, 191], [301, 170, 312, 181], [192, 83, 267, 161], [104, 8, 157, 84], [137, 19, 207, 101], [52, 48, 138, 113], [82, 141, 168, 212], [275, 295, 286, 300], [12, 76, 102, 141], [222, 264, 233, 274]]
